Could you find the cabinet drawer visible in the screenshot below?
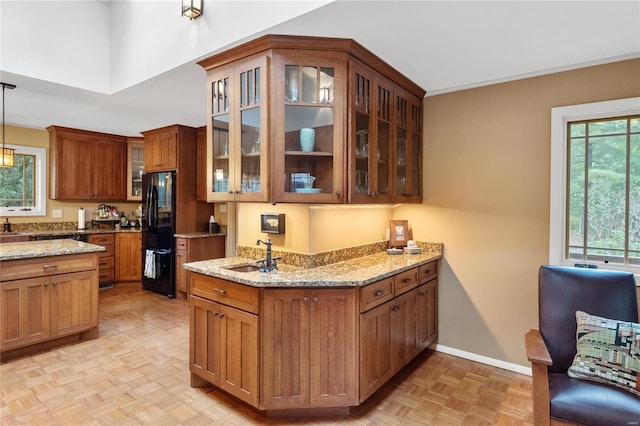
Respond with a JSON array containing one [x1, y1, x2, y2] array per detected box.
[[190, 273, 259, 314], [419, 261, 437, 283], [1, 253, 98, 282], [88, 234, 115, 245], [360, 277, 394, 312], [98, 268, 115, 283], [97, 257, 115, 270], [394, 267, 419, 296], [98, 243, 114, 258], [175, 238, 188, 250]]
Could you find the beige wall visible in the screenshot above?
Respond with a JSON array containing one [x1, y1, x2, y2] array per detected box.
[[236, 203, 393, 253], [4, 125, 140, 223], [398, 58, 640, 367]]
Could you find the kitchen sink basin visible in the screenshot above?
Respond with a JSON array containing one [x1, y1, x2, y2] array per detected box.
[[224, 265, 261, 273]]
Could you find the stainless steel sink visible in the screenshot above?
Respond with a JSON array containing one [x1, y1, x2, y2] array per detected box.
[[224, 265, 261, 273]]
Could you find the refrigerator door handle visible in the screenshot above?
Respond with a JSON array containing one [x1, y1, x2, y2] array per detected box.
[[145, 184, 153, 231]]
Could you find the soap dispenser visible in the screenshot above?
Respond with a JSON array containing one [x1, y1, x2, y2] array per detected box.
[[3, 218, 11, 233]]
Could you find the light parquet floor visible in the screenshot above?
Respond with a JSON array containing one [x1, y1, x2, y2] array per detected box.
[[1, 283, 534, 425]]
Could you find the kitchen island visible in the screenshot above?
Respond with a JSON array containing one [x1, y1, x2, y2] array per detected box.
[[0, 239, 105, 359], [184, 248, 441, 417]]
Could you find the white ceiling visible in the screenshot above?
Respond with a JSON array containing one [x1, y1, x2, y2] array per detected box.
[[1, 0, 639, 137]]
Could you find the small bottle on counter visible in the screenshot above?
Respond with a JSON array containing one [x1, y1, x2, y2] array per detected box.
[[3, 218, 11, 233]]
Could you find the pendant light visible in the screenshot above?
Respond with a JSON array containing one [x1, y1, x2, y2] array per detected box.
[[1, 82, 16, 168], [182, 0, 202, 20]]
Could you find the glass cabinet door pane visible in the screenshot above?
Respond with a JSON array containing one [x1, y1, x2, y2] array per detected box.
[[396, 96, 408, 197], [212, 114, 230, 193], [131, 145, 144, 198], [240, 108, 261, 193], [355, 112, 370, 195], [284, 105, 334, 194], [377, 122, 390, 195]]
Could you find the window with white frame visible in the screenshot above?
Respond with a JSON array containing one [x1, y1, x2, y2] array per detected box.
[[0, 144, 47, 216], [550, 97, 640, 275]]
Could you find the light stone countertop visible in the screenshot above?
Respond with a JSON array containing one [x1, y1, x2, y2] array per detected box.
[[0, 240, 106, 261], [183, 251, 442, 288]]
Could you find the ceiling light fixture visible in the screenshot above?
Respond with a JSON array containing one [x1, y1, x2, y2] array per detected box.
[[1, 82, 16, 168], [182, 0, 202, 20]]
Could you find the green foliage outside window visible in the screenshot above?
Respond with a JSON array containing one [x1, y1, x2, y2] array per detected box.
[[567, 116, 640, 265], [0, 154, 35, 207]]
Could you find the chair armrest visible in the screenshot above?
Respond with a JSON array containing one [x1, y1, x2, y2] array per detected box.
[[525, 329, 552, 366]]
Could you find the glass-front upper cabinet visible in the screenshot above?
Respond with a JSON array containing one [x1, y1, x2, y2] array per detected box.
[[127, 137, 144, 201], [208, 56, 268, 202], [272, 53, 346, 203], [350, 61, 393, 203], [394, 87, 422, 203]]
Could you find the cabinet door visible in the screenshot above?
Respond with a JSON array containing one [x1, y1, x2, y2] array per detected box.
[[190, 296, 222, 386], [359, 301, 393, 402], [309, 288, 357, 406], [52, 131, 93, 199], [417, 279, 438, 350], [115, 233, 142, 282], [350, 61, 393, 204], [145, 131, 177, 172], [92, 138, 127, 200], [0, 277, 50, 351], [175, 249, 188, 293], [127, 138, 144, 200], [196, 127, 207, 201], [272, 52, 346, 203], [208, 56, 269, 203], [219, 304, 259, 407], [262, 288, 310, 409], [393, 87, 422, 203], [390, 289, 419, 371], [50, 270, 98, 338]]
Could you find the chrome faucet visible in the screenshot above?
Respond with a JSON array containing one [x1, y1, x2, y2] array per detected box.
[[256, 238, 280, 272]]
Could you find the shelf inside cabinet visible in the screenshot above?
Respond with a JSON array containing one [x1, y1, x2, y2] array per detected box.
[[284, 151, 333, 157]]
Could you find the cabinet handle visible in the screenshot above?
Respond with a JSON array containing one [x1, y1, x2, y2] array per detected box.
[[100, 262, 108, 266], [44, 280, 49, 287], [219, 313, 225, 318], [392, 305, 401, 311], [336, 191, 342, 197], [312, 297, 319, 303], [418, 291, 425, 296], [303, 296, 309, 303], [423, 269, 433, 275], [43, 263, 59, 270], [214, 288, 226, 295], [213, 311, 219, 316], [53, 281, 58, 287], [402, 278, 412, 283], [374, 290, 385, 297]]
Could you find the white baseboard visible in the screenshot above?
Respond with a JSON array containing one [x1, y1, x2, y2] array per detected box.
[[430, 343, 532, 376]]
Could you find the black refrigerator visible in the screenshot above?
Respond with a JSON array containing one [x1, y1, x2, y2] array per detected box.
[[142, 171, 176, 298]]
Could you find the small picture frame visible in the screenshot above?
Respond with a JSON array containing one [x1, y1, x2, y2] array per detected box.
[[261, 213, 285, 234], [389, 220, 410, 247]]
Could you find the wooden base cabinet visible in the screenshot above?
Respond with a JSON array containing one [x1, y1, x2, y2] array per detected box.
[[175, 236, 225, 299], [115, 233, 142, 282], [0, 254, 99, 353], [88, 234, 115, 286], [190, 295, 259, 406], [189, 259, 438, 414], [262, 288, 358, 410]]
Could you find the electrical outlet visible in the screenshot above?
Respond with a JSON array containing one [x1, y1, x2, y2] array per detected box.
[[52, 209, 63, 218], [219, 204, 227, 213]]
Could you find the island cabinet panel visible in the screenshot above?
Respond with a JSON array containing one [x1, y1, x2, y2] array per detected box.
[[0, 253, 99, 353], [190, 296, 222, 386], [0, 277, 51, 351], [390, 289, 420, 371], [417, 279, 438, 350], [261, 288, 357, 410], [359, 299, 393, 402], [50, 270, 98, 338]]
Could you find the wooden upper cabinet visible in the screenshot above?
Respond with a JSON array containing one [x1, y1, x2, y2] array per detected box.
[[198, 34, 426, 204], [127, 137, 144, 201], [47, 126, 127, 200], [143, 127, 178, 172]]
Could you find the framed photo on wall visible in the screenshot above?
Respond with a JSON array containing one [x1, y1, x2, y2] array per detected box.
[[389, 220, 410, 247]]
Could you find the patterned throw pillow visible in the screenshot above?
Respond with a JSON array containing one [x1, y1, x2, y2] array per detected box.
[[567, 310, 640, 396]]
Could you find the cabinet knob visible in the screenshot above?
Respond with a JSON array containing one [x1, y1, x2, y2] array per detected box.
[[44, 280, 49, 287], [392, 305, 401, 311], [374, 290, 385, 297], [303, 296, 309, 303], [312, 297, 319, 303], [53, 281, 58, 287], [402, 278, 412, 283], [335, 191, 341, 197]]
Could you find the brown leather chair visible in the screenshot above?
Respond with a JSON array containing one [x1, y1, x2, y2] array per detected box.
[[525, 265, 640, 425]]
